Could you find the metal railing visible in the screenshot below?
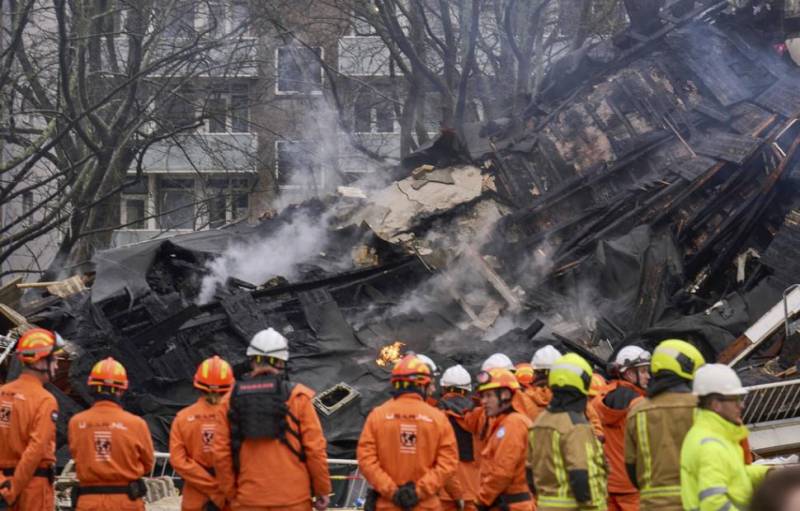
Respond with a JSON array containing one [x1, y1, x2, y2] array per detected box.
[[743, 379, 800, 425], [56, 454, 368, 510]]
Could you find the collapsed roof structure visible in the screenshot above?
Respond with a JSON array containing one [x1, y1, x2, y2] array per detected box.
[[4, 0, 800, 459]]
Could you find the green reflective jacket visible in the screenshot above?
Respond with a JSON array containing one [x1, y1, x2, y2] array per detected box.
[[679, 409, 769, 511]]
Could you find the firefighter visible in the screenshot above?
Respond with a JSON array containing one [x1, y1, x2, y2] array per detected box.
[[0, 328, 63, 511], [68, 357, 155, 511], [624, 339, 705, 511], [592, 346, 651, 511], [680, 364, 769, 511], [481, 354, 538, 423], [514, 363, 534, 390], [416, 353, 441, 407], [529, 346, 604, 439], [528, 353, 608, 511], [438, 364, 479, 511], [357, 354, 458, 510], [170, 356, 235, 511], [213, 327, 331, 511], [475, 368, 533, 511]]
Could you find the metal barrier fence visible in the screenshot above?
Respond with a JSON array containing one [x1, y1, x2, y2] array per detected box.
[[743, 379, 800, 425], [56, 454, 368, 509]]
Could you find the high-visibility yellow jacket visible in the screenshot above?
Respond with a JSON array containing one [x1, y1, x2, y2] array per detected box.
[[528, 409, 607, 511], [680, 409, 769, 511], [623, 391, 695, 510]]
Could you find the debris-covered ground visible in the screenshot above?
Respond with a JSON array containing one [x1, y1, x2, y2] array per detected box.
[[5, 2, 800, 461]]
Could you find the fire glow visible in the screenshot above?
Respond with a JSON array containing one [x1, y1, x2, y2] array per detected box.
[[376, 341, 406, 368]]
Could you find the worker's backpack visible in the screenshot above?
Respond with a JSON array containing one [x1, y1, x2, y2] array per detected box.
[[439, 395, 475, 462], [228, 374, 306, 469]]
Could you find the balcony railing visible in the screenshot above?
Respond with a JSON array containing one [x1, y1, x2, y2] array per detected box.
[[139, 133, 258, 174]]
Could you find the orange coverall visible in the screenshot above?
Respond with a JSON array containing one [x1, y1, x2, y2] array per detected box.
[[478, 409, 534, 511], [439, 393, 481, 511], [0, 372, 58, 511], [357, 392, 459, 510], [591, 379, 645, 511], [68, 399, 155, 511], [213, 382, 331, 511], [524, 385, 604, 439], [170, 397, 227, 510]]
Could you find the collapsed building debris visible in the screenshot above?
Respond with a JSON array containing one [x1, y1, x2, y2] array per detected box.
[[6, 0, 800, 459]]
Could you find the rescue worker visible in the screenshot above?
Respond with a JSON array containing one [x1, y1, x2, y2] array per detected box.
[[624, 339, 705, 511], [528, 346, 604, 439], [680, 364, 769, 511], [0, 328, 62, 511], [475, 368, 533, 511], [416, 353, 441, 407], [514, 363, 534, 390], [528, 353, 608, 511], [438, 365, 480, 511], [170, 356, 235, 511], [68, 357, 155, 511], [591, 346, 651, 511], [481, 354, 538, 423], [213, 327, 331, 511], [357, 354, 458, 510]]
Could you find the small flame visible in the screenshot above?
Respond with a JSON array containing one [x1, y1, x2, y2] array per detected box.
[[376, 341, 406, 368]]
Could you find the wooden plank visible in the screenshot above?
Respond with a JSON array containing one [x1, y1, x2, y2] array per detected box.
[[0, 277, 23, 308]]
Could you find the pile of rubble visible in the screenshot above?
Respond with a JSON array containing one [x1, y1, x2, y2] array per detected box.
[[4, 0, 800, 460]]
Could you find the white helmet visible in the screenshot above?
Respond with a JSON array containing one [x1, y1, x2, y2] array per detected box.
[[416, 353, 440, 376], [615, 346, 651, 369], [440, 365, 471, 391], [481, 353, 514, 372], [531, 345, 562, 370], [247, 328, 289, 361], [693, 364, 747, 397]]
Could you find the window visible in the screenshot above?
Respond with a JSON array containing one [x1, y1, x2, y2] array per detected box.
[[207, 97, 227, 133], [125, 200, 146, 229], [164, 2, 196, 38], [276, 47, 323, 94], [354, 98, 396, 133], [158, 178, 195, 230], [231, 0, 249, 33], [161, 93, 195, 130], [207, 0, 250, 38], [230, 94, 249, 132], [202, 177, 250, 227], [351, 3, 377, 35], [203, 93, 249, 133], [276, 141, 314, 187]]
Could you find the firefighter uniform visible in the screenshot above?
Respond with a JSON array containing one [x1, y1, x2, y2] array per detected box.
[[523, 383, 604, 439], [475, 368, 533, 511], [68, 401, 155, 511], [623, 339, 704, 511], [528, 354, 607, 511], [439, 392, 480, 511], [213, 379, 331, 510], [0, 373, 58, 510], [170, 397, 227, 510]]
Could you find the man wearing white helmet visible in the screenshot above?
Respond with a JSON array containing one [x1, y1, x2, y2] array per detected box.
[[415, 353, 441, 407], [480, 353, 514, 372], [438, 366, 479, 511], [213, 328, 332, 511], [680, 364, 768, 511], [591, 346, 651, 511]]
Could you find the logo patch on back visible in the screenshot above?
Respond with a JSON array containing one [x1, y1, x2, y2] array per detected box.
[[94, 431, 112, 461], [0, 403, 11, 428], [400, 424, 418, 454], [201, 424, 215, 452]]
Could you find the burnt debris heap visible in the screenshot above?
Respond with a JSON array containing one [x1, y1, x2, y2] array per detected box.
[[6, 1, 800, 460]]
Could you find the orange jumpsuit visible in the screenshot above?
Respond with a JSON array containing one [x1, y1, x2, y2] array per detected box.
[[524, 385, 604, 439], [478, 409, 534, 511], [68, 399, 155, 511], [439, 394, 480, 511], [591, 380, 645, 511], [357, 392, 459, 510], [0, 372, 58, 511], [213, 382, 331, 511], [170, 397, 226, 510]]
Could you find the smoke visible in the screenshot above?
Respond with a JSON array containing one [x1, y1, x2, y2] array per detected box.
[[197, 210, 332, 304]]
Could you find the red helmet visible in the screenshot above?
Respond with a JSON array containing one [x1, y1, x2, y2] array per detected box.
[[391, 355, 432, 385], [515, 363, 534, 386], [87, 357, 129, 390], [194, 356, 234, 393], [16, 328, 63, 365]]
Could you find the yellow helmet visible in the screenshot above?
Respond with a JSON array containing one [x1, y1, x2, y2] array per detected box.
[[651, 339, 705, 380], [549, 353, 593, 395], [476, 368, 520, 393]]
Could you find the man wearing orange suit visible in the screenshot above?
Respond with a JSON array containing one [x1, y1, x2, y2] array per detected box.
[[68, 357, 155, 511], [171, 356, 235, 510]]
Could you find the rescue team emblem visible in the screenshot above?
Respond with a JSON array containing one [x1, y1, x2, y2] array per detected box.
[[400, 424, 418, 454], [201, 424, 215, 452], [0, 403, 10, 428], [94, 431, 112, 461]]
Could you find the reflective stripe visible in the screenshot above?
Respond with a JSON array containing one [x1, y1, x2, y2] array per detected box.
[[640, 485, 682, 497], [552, 431, 568, 498], [701, 437, 723, 446], [719, 502, 732, 511], [538, 496, 578, 508], [551, 363, 585, 377], [700, 487, 728, 501], [636, 412, 652, 489], [585, 439, 603, 506]]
